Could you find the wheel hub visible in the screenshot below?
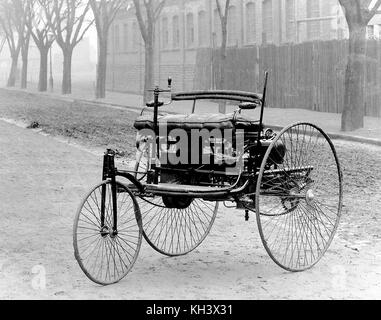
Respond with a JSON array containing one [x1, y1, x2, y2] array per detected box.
[[162, 196, 193, 209], [100, 226, 118, 238], [110, 230, 118, 239], [281, 186, 300, 213], [305, 189, 315, 205], [100, 226, 109, 238]]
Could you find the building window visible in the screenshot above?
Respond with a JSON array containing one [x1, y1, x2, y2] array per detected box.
[[367, 25, 375, 39], [227, 5, 237, 46], [262, 0, 273, 44], [132, 21, 138, 50], [245, 2, 256, 44], [306, 0, 320, 40], [198, 10, 207, 47], [213, 8, 221, 47], [114, 24, 120, 52], [285, 0, 295, 42], [173, 15, 180, 48], [186, 13, 195, 47], [162, 17, 169, 48], [123, 23, 129, 51]]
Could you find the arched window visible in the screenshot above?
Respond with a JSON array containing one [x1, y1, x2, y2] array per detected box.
[[186, 13, 194, 47], [213, 8, 221, 47], [227, 5, 237, 46], [114, 24, 120, 52], [172, 15, 180, 48], [262, 0, 273, 44], [245, 2, 256, 44], [306, 0, 320, 39], [132, 21, 139, 50], [198, 10, 207, 47], [285, 0, 295, 42], [123, 23, 129, 51], [162, 17, 169, 48]]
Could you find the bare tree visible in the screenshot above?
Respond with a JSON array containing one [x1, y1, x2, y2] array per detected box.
[[338, 0, 381, 131], [14, 0, 31, 89], [42, 0, 94, 94], [215, 0, 230, 113], [26, 0, 55, 92], [89, 0, 124, 99], [0, 0, 31, 89], [132, 0, 165, 103], [0, 1, 21, 87], [0, 35, 5, 54]]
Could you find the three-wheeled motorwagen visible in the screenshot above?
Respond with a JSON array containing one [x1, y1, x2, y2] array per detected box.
[[73, 73, 343, 285]]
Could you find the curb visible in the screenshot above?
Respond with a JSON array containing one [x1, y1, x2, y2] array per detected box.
[[267, 124, 381, 147], [0, 87, 144, 113], [72, 97, 143, 113], [327, 132, 381, 146], [2, 87, 381, 147]]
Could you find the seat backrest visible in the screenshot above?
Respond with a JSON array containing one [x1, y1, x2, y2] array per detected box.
[[171, 90, 263, 105]]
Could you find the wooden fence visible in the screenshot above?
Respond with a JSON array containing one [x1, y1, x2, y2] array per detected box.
[[193, 40, 381, 117]]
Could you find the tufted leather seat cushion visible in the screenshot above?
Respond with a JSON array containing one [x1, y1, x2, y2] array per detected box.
[[134, 113, 262, 132]]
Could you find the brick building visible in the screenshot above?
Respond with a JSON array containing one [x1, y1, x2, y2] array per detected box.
[[107, 0, 380, 93]]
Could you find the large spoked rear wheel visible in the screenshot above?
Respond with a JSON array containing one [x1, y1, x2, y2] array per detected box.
[[73, 181, 142, 285], [256, 123, 343, 272], [134, 150, 219, 256]]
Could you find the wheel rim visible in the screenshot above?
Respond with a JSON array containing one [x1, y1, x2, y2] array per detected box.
[[256, 123, 343, 271], [73, 181, 142, 285], [138, 196, 218, 256]]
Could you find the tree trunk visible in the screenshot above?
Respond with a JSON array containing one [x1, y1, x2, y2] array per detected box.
[[62, 48, 73, 94], [143, 43, 154, 104], [20, 40, 29, 89], [38, 48, 49, 92], [95, 35, 108, 99], [7, 53, 19, 87], [341, 24, 367, 131]]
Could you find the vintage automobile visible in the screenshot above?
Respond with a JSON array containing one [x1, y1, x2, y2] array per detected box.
[[73, 73, 343, 285]]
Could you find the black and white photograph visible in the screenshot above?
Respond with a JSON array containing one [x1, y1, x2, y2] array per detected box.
[[0, 0, 380, 302]]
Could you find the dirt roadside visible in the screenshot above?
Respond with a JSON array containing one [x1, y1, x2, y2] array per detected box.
[[1, 119, 381, 300]]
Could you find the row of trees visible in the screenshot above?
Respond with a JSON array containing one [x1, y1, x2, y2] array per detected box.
[[0, 0, 94, 93], [0, 0, 380, 131], [0, 0, 228, 101]]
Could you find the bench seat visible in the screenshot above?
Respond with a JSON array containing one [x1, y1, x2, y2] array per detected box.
[[134, 113, 262, 132]]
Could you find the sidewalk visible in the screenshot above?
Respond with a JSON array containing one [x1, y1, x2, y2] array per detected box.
[[7, 80, 381, 146]]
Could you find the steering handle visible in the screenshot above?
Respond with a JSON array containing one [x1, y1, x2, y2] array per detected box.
[[146, 77, 173, 107]]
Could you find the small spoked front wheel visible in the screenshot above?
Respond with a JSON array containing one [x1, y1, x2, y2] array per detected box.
[[256, 123, 343, 272], [73, 181, 142, 285]]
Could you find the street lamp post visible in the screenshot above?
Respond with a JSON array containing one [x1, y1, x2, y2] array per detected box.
[[48, 33, 54, 92]]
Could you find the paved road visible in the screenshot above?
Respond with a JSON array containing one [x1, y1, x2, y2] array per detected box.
[[1, 120, 381, 299]]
